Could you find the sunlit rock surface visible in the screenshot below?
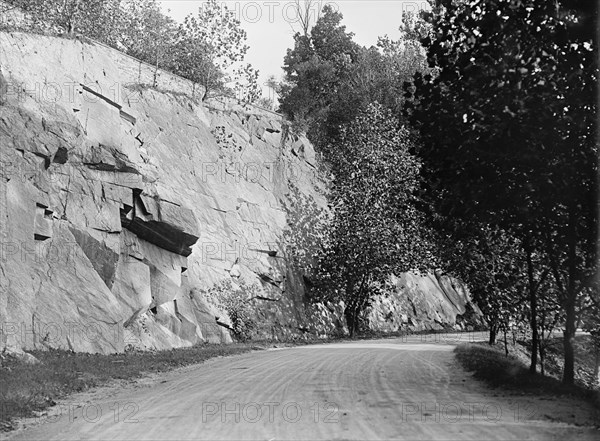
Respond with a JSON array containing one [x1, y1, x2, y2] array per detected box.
[[0, 32, 482, 354], [368, 272, 484, 332]]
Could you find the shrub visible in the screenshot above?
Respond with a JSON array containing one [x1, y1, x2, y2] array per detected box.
[[204, 280, 260, 342]]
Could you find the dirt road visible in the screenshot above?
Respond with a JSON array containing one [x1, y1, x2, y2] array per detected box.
[[6, 334, 599, 440]]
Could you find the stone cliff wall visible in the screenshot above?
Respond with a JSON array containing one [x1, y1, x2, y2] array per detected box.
[[0, 32, 482, 355]]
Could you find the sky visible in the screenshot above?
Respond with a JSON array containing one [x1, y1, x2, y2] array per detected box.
[[158, 1, 430, 91]]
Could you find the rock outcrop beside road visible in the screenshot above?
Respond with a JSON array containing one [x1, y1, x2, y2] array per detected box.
[[0, 32, 482, 354]]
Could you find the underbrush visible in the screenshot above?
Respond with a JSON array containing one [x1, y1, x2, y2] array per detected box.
[[543, 335, 599, 390], [455, 342, 600, 409], [493, 334, 600, 392]]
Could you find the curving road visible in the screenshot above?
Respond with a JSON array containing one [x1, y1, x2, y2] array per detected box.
[[6, 334, 599, 440]]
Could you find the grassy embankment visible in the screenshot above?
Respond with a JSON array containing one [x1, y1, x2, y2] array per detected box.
[[455, 335, 600, 421]]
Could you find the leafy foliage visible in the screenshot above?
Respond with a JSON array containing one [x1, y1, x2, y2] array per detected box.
[[5, 0, 121, 37], [280, 7, 432, 151], [279, 8, 438, 337], [5, 0, 264, 103], [173, 1, 250, 101], [120, 0, 178, 86], [443, 224, 527, 343], [409, 0, 598, 384], [283, 183, 329, 280], [279, 5, 360, 144], [204, 280, 260, 342], [232, 63, 261, 104], [310, 103, 434, 335]]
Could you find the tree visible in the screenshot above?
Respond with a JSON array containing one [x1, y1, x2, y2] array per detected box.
[[280, 5, 361, 146], [7, 0, 123, 38], [311, 103, 434, 336], [261, 75, 281, 110], [374, 11, 434, 116], [536, 281, 563, 375], [121, 0, 178, 86], [582, 296, 600, 386], [173, 0, 249, 101], [280, 7, 432, 152], [442, 223, 527, 347], [232, 63, 261, 104], [408, 0, 598, 384], [289, 0, 322, 37], [256, 97, 274, 110], [6, 0, 177, 72]]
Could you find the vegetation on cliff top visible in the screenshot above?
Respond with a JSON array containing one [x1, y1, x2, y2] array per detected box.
[[1, 0, 261, 102]]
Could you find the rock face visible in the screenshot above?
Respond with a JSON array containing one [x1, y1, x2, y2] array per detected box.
[[368, 272, 484, 332], [0, 32, 482, 354]]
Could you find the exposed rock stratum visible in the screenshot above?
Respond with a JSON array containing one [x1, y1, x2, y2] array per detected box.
[[0, 32, 482, 354]]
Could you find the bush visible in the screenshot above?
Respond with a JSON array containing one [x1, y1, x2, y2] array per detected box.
[[204, 280, 260, 342]]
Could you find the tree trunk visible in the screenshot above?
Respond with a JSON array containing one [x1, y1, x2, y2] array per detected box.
[[153, 55, 159, 88], [489, 325, 497, 345], [562, 298, 576, 385], [539, 340, 545, 376], [344, 301, 354, 338], [503, 328, 509, 357], [351, 305, 358, 338], [344, 282, 358, 338], [348, 275, 369, 338], [68, 0, 80, 36], [348, 297, 364, 338], [562, 209, 578, 385], [594, 345, 600, 386], [526, 244, 538, 374]]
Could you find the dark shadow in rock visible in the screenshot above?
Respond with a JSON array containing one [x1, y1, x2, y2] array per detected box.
[[69, 227, 119, 289]]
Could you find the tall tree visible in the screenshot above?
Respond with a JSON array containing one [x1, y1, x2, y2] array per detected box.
[[409, 0, 598, 383], [311, 103, 434, 336], [121, 0, 178, 86], [173, 0, 249, 101], [232, 63, 261, 104], [442, 223, 527, 346], [280, 7, 431, 152], [279, 5, 360, 145], [289, 0, 322, 37]]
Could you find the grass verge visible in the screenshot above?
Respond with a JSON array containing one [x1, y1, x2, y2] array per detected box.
[[455, 343, 600, 408], [0, 343, 256, 431]]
